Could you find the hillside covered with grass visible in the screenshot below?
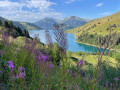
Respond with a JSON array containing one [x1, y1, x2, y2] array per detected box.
[[0, 16, 42, 31], [66, 12, 120, 35], [66, 12, 120, 50], [0, 23, 120, 89]]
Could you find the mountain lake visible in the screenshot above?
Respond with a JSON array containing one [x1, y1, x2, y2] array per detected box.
[[29, 30, 106, 53]]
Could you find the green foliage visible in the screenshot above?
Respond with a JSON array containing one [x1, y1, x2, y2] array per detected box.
[[24, 29, 30, 38], [66, 51, 120, 88], [77, 33, 98, 45], [4, 20, 9, 28], [2, 20, 30, 38], [19, 22, 42, 30], [0, 23, 120, 89], [98, 22, 101, 24], [0, 19, 2, 26], [108, 51, 120, 61], [8, 21, 14, 29], [48, 43, 62, 65], [66, 12, 120, 36]]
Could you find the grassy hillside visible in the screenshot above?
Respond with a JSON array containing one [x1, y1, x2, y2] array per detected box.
[[66, 12, 120, 37], [65, 12, 120, 51], [14, 22, 42, 30], [0, 16, 42, 30], [67, 52, 118, 68], [0, 26, 3, 29], [1, 21, 120, 89]]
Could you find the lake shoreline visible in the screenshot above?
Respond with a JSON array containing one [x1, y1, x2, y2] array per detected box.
[[29, 30, 120, 52], [69, 33, 120, 52], [75, 38, 120, 52], [71, 33, 120, 52]]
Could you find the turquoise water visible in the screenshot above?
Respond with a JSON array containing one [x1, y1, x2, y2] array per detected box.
[[29, 30, 105, 53]]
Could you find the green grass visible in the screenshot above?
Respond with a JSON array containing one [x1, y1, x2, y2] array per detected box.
[[67, 53, 118, 69], [1, 23, 120, 89], [0, 26, 4, 29], [66, 12, 120, 37], [20, 22, 40, 30]]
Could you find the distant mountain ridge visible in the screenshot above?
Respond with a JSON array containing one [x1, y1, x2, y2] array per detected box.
[[34, 16, 90, 30], [66, 12, 120, 36], [0, 16, 42, 31], [63, 16, 88, 28], [34, 17, 59, 30]]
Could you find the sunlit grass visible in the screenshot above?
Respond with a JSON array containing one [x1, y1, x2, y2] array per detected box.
[[67, 52, 118, 68], [66, 12, 120, 36]]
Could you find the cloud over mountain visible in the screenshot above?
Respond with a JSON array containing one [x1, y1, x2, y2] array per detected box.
[[0, 0, 63, 22]]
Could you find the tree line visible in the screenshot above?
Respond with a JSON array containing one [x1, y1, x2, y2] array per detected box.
[[0, 19, 30, 38]]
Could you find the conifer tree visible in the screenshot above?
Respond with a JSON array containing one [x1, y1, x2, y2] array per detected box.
[[4, 21, 9, 28], [24, 29, 30, 38], [16, 26, 22, 34], [9, 21, 14, 29], [0, 19, 2, 26]]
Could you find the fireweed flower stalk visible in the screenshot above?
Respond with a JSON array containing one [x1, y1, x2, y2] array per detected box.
[[114, 77, 119, 88], [6, 61, 17, 83], [75, 59, 84, 76], [1, 32, 10, 45], [77, 59, 84, 66], [44, 62, 54, 89], [6, 61, 15, 70], [36, 54, 49, 89], [16, 66, 25, 79], [90, 24, 119, 89], [25, 34, 39, 53], [18, 67, 25, 72], [0, 70, 2, 74], [53, 24, 68, 57], [114, 77, 119, 81], [16, 72, 25, 79], [49, 64, 54, 69], [37, 54, 48, 64], [70, 59, 85, 84], [45, 30, 53, 49], [45, 63, 54, 75]]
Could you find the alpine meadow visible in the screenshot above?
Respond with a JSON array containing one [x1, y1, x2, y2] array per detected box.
[[0, 0, 120, 90]]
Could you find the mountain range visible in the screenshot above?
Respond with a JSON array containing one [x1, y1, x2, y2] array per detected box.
[[0, 16, 42, 31], [0, 16, 90, 31], [34, 16, 90, 30], [66, 12, 120, 36]]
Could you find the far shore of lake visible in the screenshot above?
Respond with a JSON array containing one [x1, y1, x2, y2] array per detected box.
[[76, 41, 120, 52], [69, 33, 120, 52]]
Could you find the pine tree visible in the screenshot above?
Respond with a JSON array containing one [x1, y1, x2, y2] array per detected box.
[[16, 26, 22, 34], [4, 21, 10, 28], [0, 19, 2, 26], [24, 29, 30, 38], [9, 21, 14, 29]]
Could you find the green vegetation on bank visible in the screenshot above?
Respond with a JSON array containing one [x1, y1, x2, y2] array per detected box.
[[17, 22, 42, 30], [0, 22, 120, 89], [66, 12, 120, 35], [66, 12, 120, 51], [0, 19, 31, 38], [0, 16, 42, 31]]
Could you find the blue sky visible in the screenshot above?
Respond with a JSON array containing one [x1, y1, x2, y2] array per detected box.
[[0, 0, 120, 22]]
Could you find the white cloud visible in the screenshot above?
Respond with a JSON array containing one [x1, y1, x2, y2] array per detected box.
[[63, 0, 83, 4], [96, 3, 103, 7], [99, 12, 111, 16], [65, 0, 76, 4], [25, 0, 56, 11], [0, 0, 64, 22]]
